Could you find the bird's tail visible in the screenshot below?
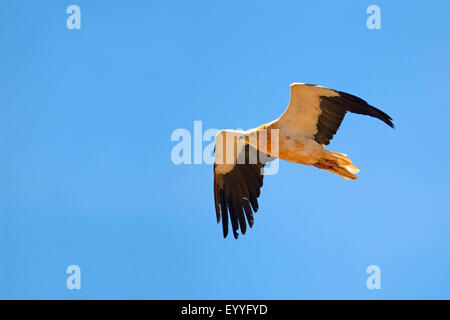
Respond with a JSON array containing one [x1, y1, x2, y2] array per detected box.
[[314, 151, 360, 180]]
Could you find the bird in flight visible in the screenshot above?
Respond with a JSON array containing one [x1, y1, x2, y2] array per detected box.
[[213, 83, 394, 239]]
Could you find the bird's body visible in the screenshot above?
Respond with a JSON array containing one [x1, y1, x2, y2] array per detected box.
[[256, 121, 325, 166], [213, 83, 394, 238]]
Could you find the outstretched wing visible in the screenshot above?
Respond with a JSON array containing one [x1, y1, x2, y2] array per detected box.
[[213, 132, 272, 239], [279, 83, 394, 145]]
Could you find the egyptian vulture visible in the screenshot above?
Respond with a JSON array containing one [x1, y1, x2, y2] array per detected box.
[[213, 83, 394, 239]]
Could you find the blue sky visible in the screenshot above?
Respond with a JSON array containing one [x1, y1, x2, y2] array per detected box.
[[1, 0, 449, 299]]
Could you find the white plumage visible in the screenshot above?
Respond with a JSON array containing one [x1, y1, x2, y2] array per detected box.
[[213, 83, 394, 238]]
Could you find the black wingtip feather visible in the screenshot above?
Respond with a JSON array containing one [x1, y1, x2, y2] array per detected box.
[[214, 144, 270, 239], [219, 190, 229, 238], [337, 91, 395, 129]]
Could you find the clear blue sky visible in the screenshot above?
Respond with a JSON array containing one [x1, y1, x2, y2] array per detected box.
[[1, 0, 449, 299]]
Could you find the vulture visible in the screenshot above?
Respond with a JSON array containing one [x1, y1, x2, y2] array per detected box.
[[213, 83, 394, 239]]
